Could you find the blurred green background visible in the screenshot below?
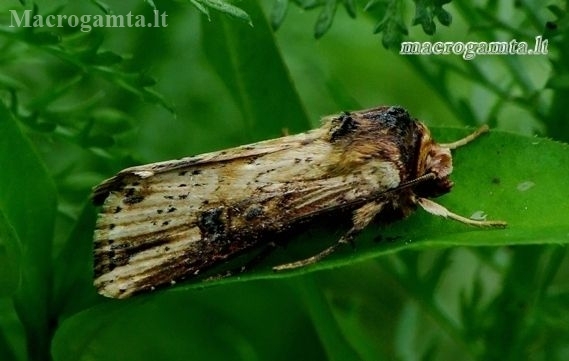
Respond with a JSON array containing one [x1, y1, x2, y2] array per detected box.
[[1, 0, 569, 360]]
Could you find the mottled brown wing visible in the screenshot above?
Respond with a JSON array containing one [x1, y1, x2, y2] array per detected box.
[[93, 112, 406, 298]]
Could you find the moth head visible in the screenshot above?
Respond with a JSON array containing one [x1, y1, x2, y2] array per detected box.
[[414, 123, 454, 198]]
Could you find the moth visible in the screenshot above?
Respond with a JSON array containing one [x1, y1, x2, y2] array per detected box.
[[92, 106, 506, 298]]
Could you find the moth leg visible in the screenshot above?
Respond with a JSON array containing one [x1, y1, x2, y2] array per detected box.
[[273, 201, 386, 271], [205, 242, 279, 281], [239, 242, 278, 273], [418, 198, 507, 228]]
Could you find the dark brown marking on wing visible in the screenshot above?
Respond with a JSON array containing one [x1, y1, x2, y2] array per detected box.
[[330, 112, 358, 141], [124, 194, 145, 204], [198, 207, 228, 244], [244, 205, 264, 220]]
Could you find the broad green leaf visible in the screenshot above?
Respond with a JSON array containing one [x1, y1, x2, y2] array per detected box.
[[202, 0, 311, 139], [52, 282, 325, 361], [62, 128, 569, 304], [153, 128, 569, 292], [0, 102, 56, 360]]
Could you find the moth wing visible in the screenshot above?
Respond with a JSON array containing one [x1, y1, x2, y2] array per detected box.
[[93, 129, 332, 298], [93, 125, 403, 298]]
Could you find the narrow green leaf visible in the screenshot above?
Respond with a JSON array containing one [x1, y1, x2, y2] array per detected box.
[[271, 0, 290, 30], [144, 0, 157, 10], [28, 31, 61, 45], [298, 278, 362, 361], [190, 0, 211, 19], [373, 0, 408, 48], [314, 0, 338, 39], [201, 0, 311, 140], [293, 0, 320, 10], [90, 108, 133, 134], [435, 8, 452, 26], [364, 0, 382, 12], [52, 203, 100, 318], [89, 51, 123, 66], [90, 0, 112, 14], [0, 209, 20, 296], [0, 102, 56, 360], [0, 72, 27, 90], [196, 0, 252, 25], [343, 0, 357, 18], [422, 249, 451, 291], [547, 4, 565, 19]]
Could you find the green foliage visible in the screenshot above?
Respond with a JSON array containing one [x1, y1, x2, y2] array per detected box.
[[0, 0, 568, 361], [270, 0, 453, 47], [190, 0, 252, 24]]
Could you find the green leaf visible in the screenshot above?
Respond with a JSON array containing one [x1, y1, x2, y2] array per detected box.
[[53, 282, 323, 360], [155, 128, 569, 293], [190, 0, 211, 19], [193, 0, 252, 25], [0, 71, 27, 90], [368, 0, 408, 48], [90, 108, 133, 134], [52, 203, 101, 318], [293, 0, 320, 10], [412, 0, 436, 35], [0, 102, 56, 360], [412, 0, 452, 35], [298, 278, 362, 361], [144, 0, 157, 10], [435, 7, 452, 26], [314, 0, 338, 39], [87, 51, 123, 66], [271, 0, 289, 30], [343, 0, 357, 18], [0, 209, 21, 296], [201, 0, 311, 140]]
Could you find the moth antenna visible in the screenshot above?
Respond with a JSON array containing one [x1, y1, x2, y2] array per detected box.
[[439, 125, 489, 150], [398, 172, 437, 189]]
